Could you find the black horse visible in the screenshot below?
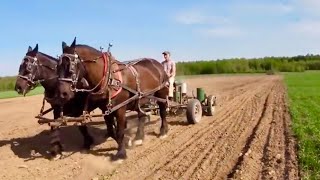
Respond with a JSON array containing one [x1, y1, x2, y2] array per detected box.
[[57, 38, 169, 162], [14, 44, 114, 160]]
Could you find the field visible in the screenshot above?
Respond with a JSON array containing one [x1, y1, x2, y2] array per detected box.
[[284, 71, 320, 179], [0, 86, 44, 99], [0, 74, 300, 180]]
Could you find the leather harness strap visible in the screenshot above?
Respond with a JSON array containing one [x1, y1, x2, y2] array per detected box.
[[103, 59, 167, 115]]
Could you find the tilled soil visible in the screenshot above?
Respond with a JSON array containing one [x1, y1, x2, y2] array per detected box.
[[0, 75, 299, 180]]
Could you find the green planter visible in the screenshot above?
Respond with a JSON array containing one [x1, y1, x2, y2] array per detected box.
[[197, 88, 205, 102]]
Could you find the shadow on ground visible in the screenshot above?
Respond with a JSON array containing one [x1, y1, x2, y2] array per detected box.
[[0, 114, 190, 161], [0, 123, 111, 161]]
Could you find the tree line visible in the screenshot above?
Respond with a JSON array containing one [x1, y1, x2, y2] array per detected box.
[[176, 54, 320, 75], [1, 54, 320, 91]]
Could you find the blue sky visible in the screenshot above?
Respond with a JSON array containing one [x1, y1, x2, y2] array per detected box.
[[1, 0, 320, 76]]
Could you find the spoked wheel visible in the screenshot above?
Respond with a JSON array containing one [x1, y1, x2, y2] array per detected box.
[[206, 95, 216, 116], [186, 99, 202, 124]]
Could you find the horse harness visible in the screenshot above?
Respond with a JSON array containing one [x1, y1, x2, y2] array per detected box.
[[59, 51, 167, 117]]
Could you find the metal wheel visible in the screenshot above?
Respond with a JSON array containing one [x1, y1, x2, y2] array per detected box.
[[186, 99, 202, 124], [206, 95, 216, 116]]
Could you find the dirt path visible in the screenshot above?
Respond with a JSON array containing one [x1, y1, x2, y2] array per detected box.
[[0, 75, 299, 180]]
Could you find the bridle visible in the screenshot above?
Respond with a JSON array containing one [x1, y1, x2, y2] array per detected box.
[[58, 49, 110, 94], [18, 55, 57, 89]]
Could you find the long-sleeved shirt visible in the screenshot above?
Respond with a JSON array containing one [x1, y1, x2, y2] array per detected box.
[[162, 60, 176, 78]]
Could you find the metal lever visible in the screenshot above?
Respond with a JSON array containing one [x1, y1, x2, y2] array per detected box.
[[107, 43, 113, 52]]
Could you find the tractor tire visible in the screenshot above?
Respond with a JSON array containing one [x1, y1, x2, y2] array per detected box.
[[186, 99, 202, 124], [206, 95, 216, 116]]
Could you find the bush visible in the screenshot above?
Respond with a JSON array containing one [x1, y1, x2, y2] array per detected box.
[[0, 76, 17, 91]]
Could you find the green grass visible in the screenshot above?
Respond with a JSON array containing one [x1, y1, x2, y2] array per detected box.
[[0, 86, 44, 99], [284, 71, 320, 180]]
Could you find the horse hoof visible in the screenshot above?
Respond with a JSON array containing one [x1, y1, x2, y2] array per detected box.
[[51, 154, 62, 161], [80, 149, 90, 154], [127, 138, 132, 147], [133, 139, 143, 146], [159, 134, 168, 139], [110, 154, 126, 163], [113, 159, 124, 164]]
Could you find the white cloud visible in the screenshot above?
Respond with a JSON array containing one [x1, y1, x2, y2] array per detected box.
[[287, 0, 320, 17], [173, 2, 295, 39], [277, 4, 294, 13], [233, 2, 294, 15], [287, 20, 320, 37], [175, 9, 230, 25], [198, 27, 244, 38], [174, 8, 242, 38], [297, 0, 320, 12]]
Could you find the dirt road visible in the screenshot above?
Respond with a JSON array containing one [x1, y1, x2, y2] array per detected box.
[[0, 75, 299, 180]]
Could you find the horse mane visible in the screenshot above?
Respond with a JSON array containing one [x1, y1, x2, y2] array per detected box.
[[38, 52, 58, 62], [25, 50, 58, 65], [36, 52, 59, 70], [75, 44, 101, 54]]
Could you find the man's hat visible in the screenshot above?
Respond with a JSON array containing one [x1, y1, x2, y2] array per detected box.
[[162, 51, 170, 55]]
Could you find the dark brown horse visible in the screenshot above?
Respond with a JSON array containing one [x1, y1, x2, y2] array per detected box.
[[57, 38, 169, 161], [14, 44, 110, 160]]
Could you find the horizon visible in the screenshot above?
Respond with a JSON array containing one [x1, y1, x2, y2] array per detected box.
[[1, 0, 320, 76]]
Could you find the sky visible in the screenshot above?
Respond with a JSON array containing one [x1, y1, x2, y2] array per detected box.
[[1, 0, 320, 76]]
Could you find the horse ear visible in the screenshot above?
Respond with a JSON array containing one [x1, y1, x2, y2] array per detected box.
[[71, 37, 76, 47], [62, 41, 68, 49], [28, 46, 33, 52], [33, 44, 39, 53]]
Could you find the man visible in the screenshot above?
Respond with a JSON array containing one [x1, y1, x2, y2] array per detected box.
[[161, 51, 176, 100]]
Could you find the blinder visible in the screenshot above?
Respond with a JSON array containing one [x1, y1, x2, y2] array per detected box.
[[58, 53, 81, 88], [24, 56, 38, 73]]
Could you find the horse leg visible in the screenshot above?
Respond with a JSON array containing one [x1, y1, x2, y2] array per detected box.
[[155, 87, 169, 139], [49, 107, 63, 160], [158, 101, 169, 139], [78, 125, 94, 151], [133, 111, 147, 146], [104, 114, 116, 140], [111, 107, 127, 162], [153, 86, 169, 139], [77, 97, 95, 151]]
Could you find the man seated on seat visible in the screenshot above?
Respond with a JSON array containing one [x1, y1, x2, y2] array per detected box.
[[161, 51, 176, 100]]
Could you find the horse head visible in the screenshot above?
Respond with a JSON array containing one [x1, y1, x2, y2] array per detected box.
[[15, 44, 58, 96], [58, 37, 100, 102]]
